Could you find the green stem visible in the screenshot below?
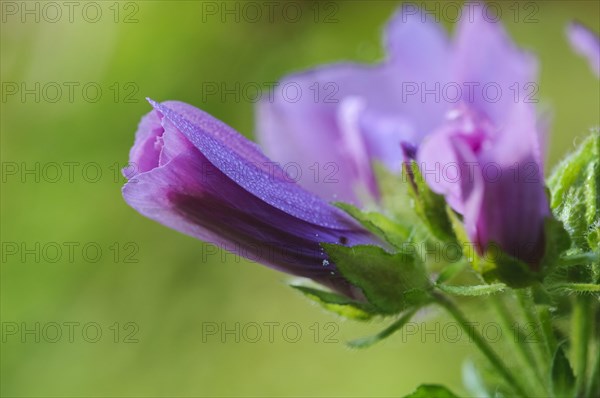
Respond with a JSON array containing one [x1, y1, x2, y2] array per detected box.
[[559, 251, 599, 267], [349, 308, 417, 349], [433, 291, 529, 397], [516, 289, 553, 361], [491, 294, 548, 396], [573, 296, 591, 397]]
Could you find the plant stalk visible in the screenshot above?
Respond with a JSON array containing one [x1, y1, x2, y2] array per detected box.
[[491, 294, 548, 396], [573, 296, 591, 397], [433, 291, 530, 397]]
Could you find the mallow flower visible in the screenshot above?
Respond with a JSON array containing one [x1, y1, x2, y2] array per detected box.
[[122, 100, 380, 298], [567, 22, 600, 77], [258, 4, 537, 205], [258, 4, 549, 267]]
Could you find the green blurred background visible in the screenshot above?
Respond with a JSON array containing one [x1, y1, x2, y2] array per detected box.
[[1, 1, 598, 396]]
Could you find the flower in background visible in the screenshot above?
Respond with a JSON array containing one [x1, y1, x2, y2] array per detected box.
[[122, 100, 381, 298], [567, 22, 600, 77], [258, 4, 549, 267], [257, 3, 538, 206]]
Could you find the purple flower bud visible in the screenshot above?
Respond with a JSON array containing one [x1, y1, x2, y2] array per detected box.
[[122, 100, 381, 297]]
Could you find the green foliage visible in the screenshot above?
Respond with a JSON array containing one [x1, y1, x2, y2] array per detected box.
[[372, 162, 420, 224], [290, 285, 377, 320], [548, 131, 599, 251], [403, 384, 459, 398], [404, 162, 456, 243], [335, 202, 411, 248], [435, 260, 468, 284], [478, 244, 540, 287], [540, 217, 572, 273], [551, 343, 576, 397], [321, 244, 433, 314]]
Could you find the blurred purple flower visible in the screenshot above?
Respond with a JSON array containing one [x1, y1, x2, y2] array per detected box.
[[122, 100, 379, 297], [257, 4, 537, 206], [567, 22, 600, 77], [257, 4, 549, 266]]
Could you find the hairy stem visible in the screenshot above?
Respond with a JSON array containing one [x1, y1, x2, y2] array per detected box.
[[491, 294, 548, 396], [516, 288, 553, 364]]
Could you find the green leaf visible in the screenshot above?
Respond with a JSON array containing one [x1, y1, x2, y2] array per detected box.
[[405, 161, 456, 243], [548, 131, 599, 251], [479, 243, 540, 287], [322, 244, 432, 314], [540, 217, 572, 273], [437, 282, 506, 296], [403, 384, 459, 398], [290, 285, 377, 320], [347, 307, 418, 349], [335, 202, 411, 248], [551, 343, 575, 398], [446, 207, 470, 254]]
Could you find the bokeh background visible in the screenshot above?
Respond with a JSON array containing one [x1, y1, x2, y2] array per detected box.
[[1, 0, 599, 396]]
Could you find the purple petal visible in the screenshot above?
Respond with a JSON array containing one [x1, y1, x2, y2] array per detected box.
[[452, 3, 538, 125], [417, 107, 488, 215], [474, 104, 549, 266], [123, 100, 380, 296], [256, 6, 455, 205], [568, 22, 600, 77], [151, 100, 357, 229], [127, 111, 165, 175], [385, 3, 451, 82], [417, 103, 548, 266], [256, 64, 391, 205]]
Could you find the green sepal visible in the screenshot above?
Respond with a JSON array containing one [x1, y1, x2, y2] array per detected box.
[[403, 384, 459, 398], [334, 202, 411, 249], [479, 244, 540, 288], [321, 244, 433, 314], [540, 216, 572, 273], [404, 161, 456, 243], [548, 131, 599, 251], [290, 285, 377, 321], [551, 343, 575, 398]]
